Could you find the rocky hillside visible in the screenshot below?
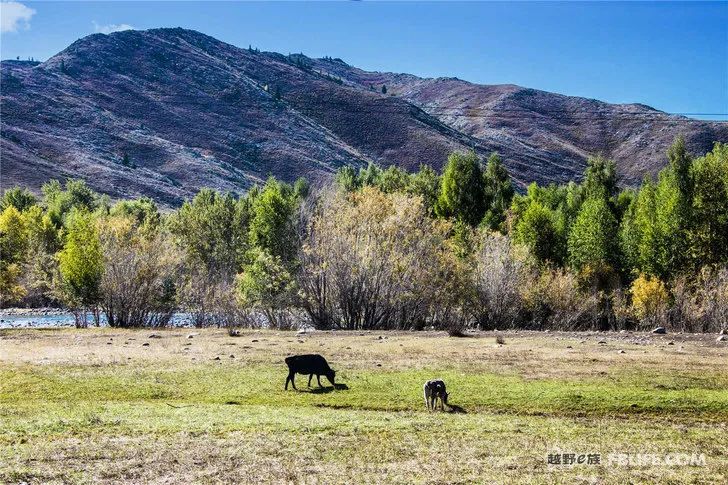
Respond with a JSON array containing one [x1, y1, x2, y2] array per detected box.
[[1, 28, 726, 205], [308, 58, 728, 186]]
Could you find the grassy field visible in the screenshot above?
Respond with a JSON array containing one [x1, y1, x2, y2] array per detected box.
[[1, 328, 727, 484]]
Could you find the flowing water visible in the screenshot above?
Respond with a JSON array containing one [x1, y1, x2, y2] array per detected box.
[[0, 312, 196, 329]]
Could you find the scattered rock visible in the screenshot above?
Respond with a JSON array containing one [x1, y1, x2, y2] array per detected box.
[[652, 327, 667, 334], [376, 363, 382, 367], [566, 345, 573, 349], [212, 356, 220, 360], [251, 339, 259, 343], [297, 340, 304, 343], [667, 341, 675, 345], [720, 329, 727, 335], [106, 342, 112, 345], [149, 334, 162, 339], [618, 350, 626, 354], [142, 342, 150, 346], [717, 335, 727, 343], [377, 336, 383, 340], [598, 340, 607, 344], [187, 333, 197, 339], [229, 354, 235, 358]]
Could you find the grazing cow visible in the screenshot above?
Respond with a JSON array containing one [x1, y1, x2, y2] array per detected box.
[[285, 354, 336, 390], [423, 379, 449, 411]]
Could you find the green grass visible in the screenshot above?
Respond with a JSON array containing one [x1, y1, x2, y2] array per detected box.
[[1, 328, 726, 483]]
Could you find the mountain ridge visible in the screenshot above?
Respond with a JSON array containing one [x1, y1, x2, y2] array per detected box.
[[1, 27, 725, 205]]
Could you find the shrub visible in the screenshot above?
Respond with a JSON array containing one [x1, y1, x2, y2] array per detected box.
[[468, 231, 526, 329], [298, 187, 454, 330], [98, 216, 180, 328], [630, 274, 669, 329], [523, 268, 598, 330]]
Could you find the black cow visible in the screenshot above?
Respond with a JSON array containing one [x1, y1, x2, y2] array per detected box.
[[285, 354, 336, 390]]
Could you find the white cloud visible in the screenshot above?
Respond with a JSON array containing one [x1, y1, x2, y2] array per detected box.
[[1, 1, 36, 33], [92, 21, 134, 34]]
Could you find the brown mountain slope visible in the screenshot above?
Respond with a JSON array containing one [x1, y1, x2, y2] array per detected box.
[[1, 28, 726, 205], [308, 59, 727, 185], [1, 28, 493, 204]]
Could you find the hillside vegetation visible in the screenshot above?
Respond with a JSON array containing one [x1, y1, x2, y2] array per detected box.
[[1, 138, 727, 334]]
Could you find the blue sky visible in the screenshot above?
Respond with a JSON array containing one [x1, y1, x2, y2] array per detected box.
[[1, 1, 726, 119]]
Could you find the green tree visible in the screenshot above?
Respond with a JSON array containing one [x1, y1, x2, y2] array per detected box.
[[169, 189, 248, 277], [690, 142, 728, 267], [0, 206, 29, 305], [568, 197, 619, 274], [358, 162, 382, 188], [581, 156, 618, 203], [335, 165, 360, 192], [110, 197, 160, 229], [481, 153, 515, 231], [57, 209, 103, 326], [435, 151, 486, 226], [293, 177, 310, 199], [22, 205, 61, 305], [42, 179, 98, 227], [406, 164, 440, 217], [513, 200, 564, 265], [377, 165, 410, 193], [1, 187, 37, 212], [248, 178, 298, 264]]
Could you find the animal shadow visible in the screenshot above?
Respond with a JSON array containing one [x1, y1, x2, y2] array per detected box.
[[309, 383, 349, 394], [446, 404, 467, 414]]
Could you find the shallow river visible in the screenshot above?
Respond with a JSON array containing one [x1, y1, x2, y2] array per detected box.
[[0, 313, 195, 329]]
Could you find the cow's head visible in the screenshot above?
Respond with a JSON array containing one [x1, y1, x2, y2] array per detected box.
[[326, 369, 336, 386]]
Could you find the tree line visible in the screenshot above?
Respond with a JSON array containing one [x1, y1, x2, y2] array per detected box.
[[1, 137, 726, 332]]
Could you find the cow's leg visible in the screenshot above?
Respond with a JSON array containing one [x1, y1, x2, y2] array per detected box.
[[285, 373, 291, 390], [423, 388, 429, 410], [308, 374, 313, 387], [317, 375, 323, 388], [288, 372, 297, 390]]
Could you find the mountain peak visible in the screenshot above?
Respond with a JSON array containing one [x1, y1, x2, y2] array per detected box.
[[2, 28, 726, 206]]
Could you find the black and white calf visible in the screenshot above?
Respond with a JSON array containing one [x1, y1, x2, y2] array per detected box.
[[423, 379, 449, 411]]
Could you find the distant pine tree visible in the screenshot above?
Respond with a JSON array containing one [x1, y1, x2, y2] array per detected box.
[[381, 84, 387, 94], [274, 85, 282, 100]]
